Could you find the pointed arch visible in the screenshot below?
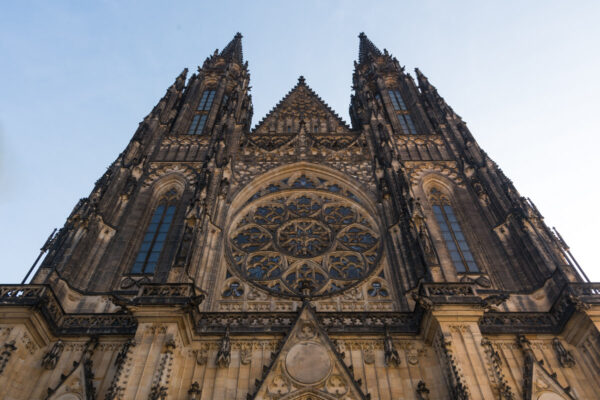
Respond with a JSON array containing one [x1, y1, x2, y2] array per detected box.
[[130, 185, 182, 275], [225, 162, 385, 299], [421, 176, 480, 274]]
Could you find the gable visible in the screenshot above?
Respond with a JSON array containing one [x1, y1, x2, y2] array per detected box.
[[249, 77, 358, 151], [250, 304, 368, 400]]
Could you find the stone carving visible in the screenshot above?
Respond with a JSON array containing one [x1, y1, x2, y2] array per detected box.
[[407, 342, 419, 365], [216, 329, 231, 368], [187, 382, 202, 400], [296, 322, 317, 340], [326, 375, 348, 395], [0, 340, 16, 375], [481, 338, 514, 399], [42, 339, 64, 369], [266, 375, 290, 396], [518, 335, 576, 400], [480, 293, 509, 311], [194, 348, 208, 365], [240, 345, 252, 365], [285, 342, 331, 384], [105, 338, 136, 400], [552, 338, 575, 368], [436, 333, 469, 400], [148, 339, 175, 400], [384, 329, 400, 367], [416, 380, 430, 400], [228, 185, 381, 298], [45, 337, 98, 400], [363, 345, 375, 364]]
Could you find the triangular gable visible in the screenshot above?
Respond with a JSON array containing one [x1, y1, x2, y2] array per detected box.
[[520, 336, 576, 400], [248, 77, 358, 151], [249, 303, 369, 400]]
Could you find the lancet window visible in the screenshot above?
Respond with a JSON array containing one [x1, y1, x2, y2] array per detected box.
[[187, 89, 216, 135], [429, 189, 479, 273], [388, 89, 417, 134], [131, 189, 179, 274]]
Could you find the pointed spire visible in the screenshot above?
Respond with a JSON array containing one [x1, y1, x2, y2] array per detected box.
[[358, 32, 382, 64], [220, 32, 243, 64], [415, 68, 432, 90], [174, 68, 188, 91]]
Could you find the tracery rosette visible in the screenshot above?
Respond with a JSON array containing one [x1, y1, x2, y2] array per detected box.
[[227, 175, 382, 297]]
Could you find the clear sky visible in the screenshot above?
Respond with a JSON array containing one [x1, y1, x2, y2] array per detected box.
[[1, 1, 599, 284]]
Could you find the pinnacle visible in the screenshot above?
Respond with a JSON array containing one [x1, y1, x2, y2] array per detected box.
[[358, 31, 382, 64], [220, 32, 244, 64]]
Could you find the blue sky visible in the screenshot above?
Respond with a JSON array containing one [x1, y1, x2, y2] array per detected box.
[[1, 1, 599, 283]]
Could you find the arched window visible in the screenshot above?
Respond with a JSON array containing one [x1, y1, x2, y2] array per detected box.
[[429, 189, 479, 273], [388, 89, 417, 134], [131, 189, 179, 274], [187, 89, 216, 135]]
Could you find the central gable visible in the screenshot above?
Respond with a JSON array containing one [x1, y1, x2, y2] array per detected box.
[[249, 77, 357, 151]]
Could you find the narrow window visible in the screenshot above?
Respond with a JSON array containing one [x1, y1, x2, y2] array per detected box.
[[197, 90, 216, 111], [131, 192, 178, 274], [187, 89, 216, 135], [397, 114, 417, 135], [431, 202, 479, 273], [388, 89, 407, 111], [387, 89, 417, 134]]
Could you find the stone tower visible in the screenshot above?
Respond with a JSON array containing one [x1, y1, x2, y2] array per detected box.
[[1, 33, 598, 400]]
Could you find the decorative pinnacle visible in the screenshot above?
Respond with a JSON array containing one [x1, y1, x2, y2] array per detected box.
[[358, 32, 382, 64], [220, 32, 244, 64], [298, 76, 306, 85]]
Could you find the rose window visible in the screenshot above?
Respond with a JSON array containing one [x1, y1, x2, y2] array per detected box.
[[227, 176, 381, 297]]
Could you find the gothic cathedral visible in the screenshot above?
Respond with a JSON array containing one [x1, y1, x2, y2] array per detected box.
[[1, 33, 599, 400]]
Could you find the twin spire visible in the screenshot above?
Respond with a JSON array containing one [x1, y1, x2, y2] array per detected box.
[[216, 31, 384, 65]]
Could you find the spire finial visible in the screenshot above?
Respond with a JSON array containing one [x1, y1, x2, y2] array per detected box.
[[298, 76, 306, 85], [415, 68, 433, 90], [220, 32, 244, 64], [358, 32, 382, 64]]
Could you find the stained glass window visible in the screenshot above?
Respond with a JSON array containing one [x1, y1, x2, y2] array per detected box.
[[197, 90, 216, 111], [431, 202, 479, 273], [131, 193, 178, 274], [228, 181, 382, 297], [187, 89, 216, 135], [388, 89, 407, 111], [388, 89, 417, 134]]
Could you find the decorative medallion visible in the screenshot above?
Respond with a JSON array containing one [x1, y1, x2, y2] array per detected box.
[[285, 342, 331, 384], [227, 174, 382, 298]]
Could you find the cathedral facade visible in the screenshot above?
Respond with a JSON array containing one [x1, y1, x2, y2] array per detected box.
[[1, 33, 599, 400]]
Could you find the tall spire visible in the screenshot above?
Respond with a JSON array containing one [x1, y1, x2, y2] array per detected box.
[[358, 32, 382, 64], [220, 32, 244, 64]]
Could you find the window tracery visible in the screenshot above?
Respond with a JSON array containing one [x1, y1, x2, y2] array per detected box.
[[187, 89, 216, 135], [227, 174, 381, 298], [131, 188, 179, 274], [388, 89, 417, 134], [428, 189, 479, 273]]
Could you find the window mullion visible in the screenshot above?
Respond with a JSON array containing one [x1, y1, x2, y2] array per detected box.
[[142, 203, 168, 273], [440, 205, 463, 271]]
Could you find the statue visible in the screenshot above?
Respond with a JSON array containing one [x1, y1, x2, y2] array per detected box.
[[41, 339, 64, 370], [384, 328, 400, 367], [553, 338, 575, 368], [216, 329, 231, 368]]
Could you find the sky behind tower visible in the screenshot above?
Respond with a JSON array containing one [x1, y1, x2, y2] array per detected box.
[[1, 1, 599, 283]]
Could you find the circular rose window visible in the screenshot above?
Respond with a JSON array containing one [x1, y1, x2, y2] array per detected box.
[[227, 178, 381, 298]]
